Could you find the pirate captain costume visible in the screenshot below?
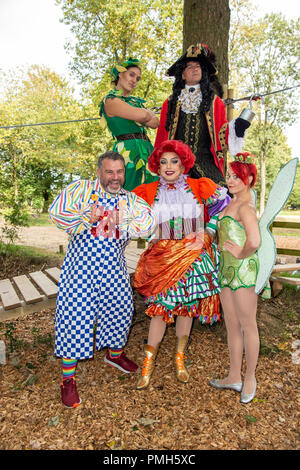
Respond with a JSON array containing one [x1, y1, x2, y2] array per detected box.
[[155, 44, 250, 185]]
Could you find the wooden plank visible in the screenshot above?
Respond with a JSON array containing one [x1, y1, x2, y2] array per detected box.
[[125, 252, 141, 262], [29, 271, 58, 298], [276, 248, 300, 256], [272, 221, 300, 229], [0, 297, 58, 321], [270, 276, 300, 286], [272, 263, 300, 274], [274, 215, 300, 223], [0, 279, 22, 310], [13, 275, 43, 304], [126, 259, 138, 270], [270, 278, 284, 297], [45, 267, 61, 283]]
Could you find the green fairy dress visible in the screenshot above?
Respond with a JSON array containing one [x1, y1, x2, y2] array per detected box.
[[218, 215, 259, 290], [99, 89, 159, 191]]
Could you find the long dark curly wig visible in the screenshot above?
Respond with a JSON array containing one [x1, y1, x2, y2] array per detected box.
[[165, 59, 224, 132]]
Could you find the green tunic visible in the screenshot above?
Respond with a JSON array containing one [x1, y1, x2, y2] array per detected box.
[[99, 89, 158, 191], [218, 215, 259, 290]]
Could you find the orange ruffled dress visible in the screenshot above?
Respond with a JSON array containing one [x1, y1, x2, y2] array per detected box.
[[133, 176, 225, 324]]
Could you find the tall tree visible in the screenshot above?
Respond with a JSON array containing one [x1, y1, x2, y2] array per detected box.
[[56, 0, 183, 96], [229, 11, 300, 213], [183, 0, 230, 85], [0, 66, 83, 218]]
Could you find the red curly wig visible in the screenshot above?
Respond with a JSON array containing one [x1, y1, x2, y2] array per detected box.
[[148, 140, 196, 175], [229, 152, 257, 188]]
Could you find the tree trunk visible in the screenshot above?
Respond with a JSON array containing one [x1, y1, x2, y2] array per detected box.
[[42, 190, 50, 213], [183, 0, 230, 85]]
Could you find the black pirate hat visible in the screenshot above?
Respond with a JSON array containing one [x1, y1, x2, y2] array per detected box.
[[167, 43, 217, 77]]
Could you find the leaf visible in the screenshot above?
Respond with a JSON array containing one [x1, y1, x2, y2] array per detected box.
[[138, 417, 159, 426], [99, 116, 107, 129], [135, 158, 145, 170], [245, 414, 257, 423], [106, 440, 116, 448], [131, 417, 160, 427], [48, 415, 59, 426], [116, 142, 124, 152], [278, 342, 289, 350], [22, 374, 38, 388], [253, 398, 266, 404]]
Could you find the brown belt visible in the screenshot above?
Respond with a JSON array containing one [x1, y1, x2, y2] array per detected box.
[[116, 132, 150, 142]]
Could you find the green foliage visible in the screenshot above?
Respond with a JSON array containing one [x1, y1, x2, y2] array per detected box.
[[229, 3, 300, 211], [56, 0, 183, 85], [0, 0, 299, 231], [287, 165, 300, 209], [244, 121, 293, 203]]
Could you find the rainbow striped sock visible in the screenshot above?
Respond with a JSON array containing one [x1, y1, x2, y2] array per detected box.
[[108, 348, 123, 359], [62, 358, 77, 381]]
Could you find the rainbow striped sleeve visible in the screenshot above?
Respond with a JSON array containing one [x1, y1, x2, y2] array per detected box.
[[121, 193, 157, 239], [49, 180, 93, 237], [206, 214, 218, 237]]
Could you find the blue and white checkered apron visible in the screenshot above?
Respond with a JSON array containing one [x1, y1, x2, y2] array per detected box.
[[54, 195, 133, 360]]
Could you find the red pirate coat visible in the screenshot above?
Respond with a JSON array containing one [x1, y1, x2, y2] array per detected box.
[[154, 95, 228, 176]]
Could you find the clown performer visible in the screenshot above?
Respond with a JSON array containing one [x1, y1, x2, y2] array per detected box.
[[99, 58, 160, 191], [209, 152, 298, 404], [49, 151, 156, 408], [155, 43, 251, 185], [132, 140, 231, 389]]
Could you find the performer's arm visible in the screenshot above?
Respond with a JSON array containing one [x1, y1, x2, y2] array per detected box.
[[154, 99, 169, 148], [120, 193, 157, 239], [104, 98, 159, 129], [49, 180, 93, 237], [213, 95, 250, 156], [196, 177, 230, 217]]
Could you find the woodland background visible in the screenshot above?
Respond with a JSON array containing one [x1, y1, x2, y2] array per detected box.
[[0, 0, 299, 235]]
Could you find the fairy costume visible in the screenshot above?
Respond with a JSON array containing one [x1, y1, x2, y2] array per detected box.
[[218, 215, 259, 290], [133, 174, 230, 324], [99, 58, 158, 191]]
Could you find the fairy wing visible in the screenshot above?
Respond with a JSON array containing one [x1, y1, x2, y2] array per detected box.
[[255, 158, 298, 295]]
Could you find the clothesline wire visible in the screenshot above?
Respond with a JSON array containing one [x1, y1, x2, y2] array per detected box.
[[223, 84, 300, 105], [0, 84, 299, 130]]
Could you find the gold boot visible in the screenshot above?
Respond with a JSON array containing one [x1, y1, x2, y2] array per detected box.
[[136, 344, 159, 390], [175, 335, 190, 383]]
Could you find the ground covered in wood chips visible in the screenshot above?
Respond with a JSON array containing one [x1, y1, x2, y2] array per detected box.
[[0, 276, 299, 451]]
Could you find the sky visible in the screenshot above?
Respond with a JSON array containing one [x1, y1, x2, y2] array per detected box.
[[0, 0, 299, 158]]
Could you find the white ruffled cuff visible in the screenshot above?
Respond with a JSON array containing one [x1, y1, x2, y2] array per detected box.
[[228, 118, 245, 156]]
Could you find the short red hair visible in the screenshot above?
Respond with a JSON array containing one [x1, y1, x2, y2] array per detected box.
[[229, 152, 257, 188], [148, 140, 195, 175]]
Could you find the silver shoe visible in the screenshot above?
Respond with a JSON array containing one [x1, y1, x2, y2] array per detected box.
[[240, 379, 257, 404], [209, 379, 242, 392]]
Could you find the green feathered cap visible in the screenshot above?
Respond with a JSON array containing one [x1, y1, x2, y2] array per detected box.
[[110, 57, 140, 80]]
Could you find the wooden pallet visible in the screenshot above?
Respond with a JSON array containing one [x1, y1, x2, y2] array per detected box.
[[2, 250, 297, 320], [0, 246, 144, 321], [270, 263, 300, 296]]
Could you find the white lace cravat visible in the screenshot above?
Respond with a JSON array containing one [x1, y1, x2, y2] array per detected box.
[[178, 85, 202, 114]]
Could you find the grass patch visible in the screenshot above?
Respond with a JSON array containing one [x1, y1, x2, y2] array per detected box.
[[28, 213, 52, 226], [277, 271, 300, 278], [0, 242, 64, 261], [279, 210, 300, 216], [0, 242, 64, 278]]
